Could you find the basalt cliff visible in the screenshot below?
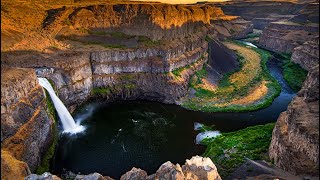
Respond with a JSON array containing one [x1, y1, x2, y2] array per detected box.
[[1, 0, 319, 180], [1, 2, 249, 179], [269, 40, 319, 175]]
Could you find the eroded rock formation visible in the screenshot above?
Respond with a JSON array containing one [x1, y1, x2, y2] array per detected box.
[[269, 65, 319, 175], [25, 156, 222, 180], [291, 39, 319, 71], [258, 21, 318, 53], [1, 66, 55, 173]]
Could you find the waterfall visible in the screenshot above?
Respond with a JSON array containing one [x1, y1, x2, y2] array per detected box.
[[38, 78, 85, 134]]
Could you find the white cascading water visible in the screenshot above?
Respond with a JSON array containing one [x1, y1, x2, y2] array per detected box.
[[38, 78, 85, 134]]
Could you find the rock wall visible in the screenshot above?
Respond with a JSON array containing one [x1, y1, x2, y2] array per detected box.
[[1, 67, 54, 173], [1, 33, 208, 112], [269, 65, 319, 175], [66, 4, 221, 41], [25, 156, 222, 180], [291, 39, 319, 71], [258, 21, 319, 53]]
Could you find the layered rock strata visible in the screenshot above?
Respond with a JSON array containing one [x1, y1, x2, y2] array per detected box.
[[258, 21, 319, 53], [1, 67, 55, 174], [25, 156, 222, 180], [2, 32, 208, 111], [291, 39, 319, 71], [67, 4, 221, 41], [269, 65, 319, 175]]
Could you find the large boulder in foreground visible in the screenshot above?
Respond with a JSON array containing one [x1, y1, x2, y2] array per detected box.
[[1, 150, 30, 180], [25, 156, 221, 180]]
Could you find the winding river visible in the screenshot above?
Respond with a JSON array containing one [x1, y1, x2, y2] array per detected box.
[[50, 42, 295, 179]]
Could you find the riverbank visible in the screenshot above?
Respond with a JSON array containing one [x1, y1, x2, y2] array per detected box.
[[181, 40, 281, 112], [202, 123, 275, 178]]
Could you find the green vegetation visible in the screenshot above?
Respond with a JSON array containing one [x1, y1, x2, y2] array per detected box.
[[202, 123, 275, 178], [182, 41, 281, 112], [81, 40, 126, 49], [92, 83, 137, 97], [138, 36, 160, 47], [171, 57, 206, 77], [109, 32, 134, 39], [92, 87, 112, 96], [36, 80, 58, 174], [279, 53, 308, 92]]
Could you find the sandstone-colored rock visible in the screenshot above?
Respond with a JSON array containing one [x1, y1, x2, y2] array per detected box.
[[269, 65, 319, 175], [182, 155, 221, 180], [1, 150, 31, 180], [68, 4, 217, 41], [120, 167, 148, 180], [154, 161, 185, 180]]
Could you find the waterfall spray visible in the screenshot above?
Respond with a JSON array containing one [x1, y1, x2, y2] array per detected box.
[[38, 78, 85, 134]]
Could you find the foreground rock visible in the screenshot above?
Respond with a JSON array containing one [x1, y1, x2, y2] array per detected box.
[[269, 64, 319, 175], [25, 156, 222, 180]]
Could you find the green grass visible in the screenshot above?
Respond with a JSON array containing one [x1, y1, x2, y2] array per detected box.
[[81, 40, 126, 49], [202, 123, 275, 178], [279, 54, 308, 92], [171, 57, 206, 77], [182, 41, 281, 112], [137, 36, 160, 47], [36, 80, 58, 174]]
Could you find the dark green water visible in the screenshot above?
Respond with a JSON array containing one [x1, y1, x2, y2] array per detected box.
[[50, 57, 295, 179]]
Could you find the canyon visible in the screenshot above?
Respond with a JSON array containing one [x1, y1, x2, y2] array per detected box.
[[1, 0, 319, 180]]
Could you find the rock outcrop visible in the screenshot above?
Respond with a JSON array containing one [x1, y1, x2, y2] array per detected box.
[[269, 65, 319, 175], [258, 21, 319, 53], [1, 66, 55, 172], [1, 150, 31, 180], [291, 39, 319, 71], [25, 156, 222, 180]]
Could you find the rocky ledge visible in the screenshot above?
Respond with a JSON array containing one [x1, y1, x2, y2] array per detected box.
[[258, 21, 319, 53], [1, 66, 55, 178], [25, 156, 221, 180], [291, 39, 319, 71], [269, 63, 319, 175]]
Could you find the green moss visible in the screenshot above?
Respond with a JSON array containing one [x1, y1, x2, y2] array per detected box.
[[280, 55, 308, 92], [92, 87, 112, 96], [202, 123, 275, 178]]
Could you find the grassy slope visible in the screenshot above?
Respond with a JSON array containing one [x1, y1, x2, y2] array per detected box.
[[279, 53, 308, 92], [182, 41, 281, 112], [202, 123, 275, 178]]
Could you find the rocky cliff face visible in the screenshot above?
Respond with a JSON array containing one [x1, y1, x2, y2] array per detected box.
[[2, 31, 208, 112], [25, 156, 222, 180], [291, 39, 319, 71], [258, 21, 319, 53], [1, 66, 55, 174], [216, 1, 319, 30], [68, 4, 217, 41], [269, 64, 319, 175]]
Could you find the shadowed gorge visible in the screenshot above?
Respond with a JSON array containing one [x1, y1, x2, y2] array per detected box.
[[1, 0, 319, 180]]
